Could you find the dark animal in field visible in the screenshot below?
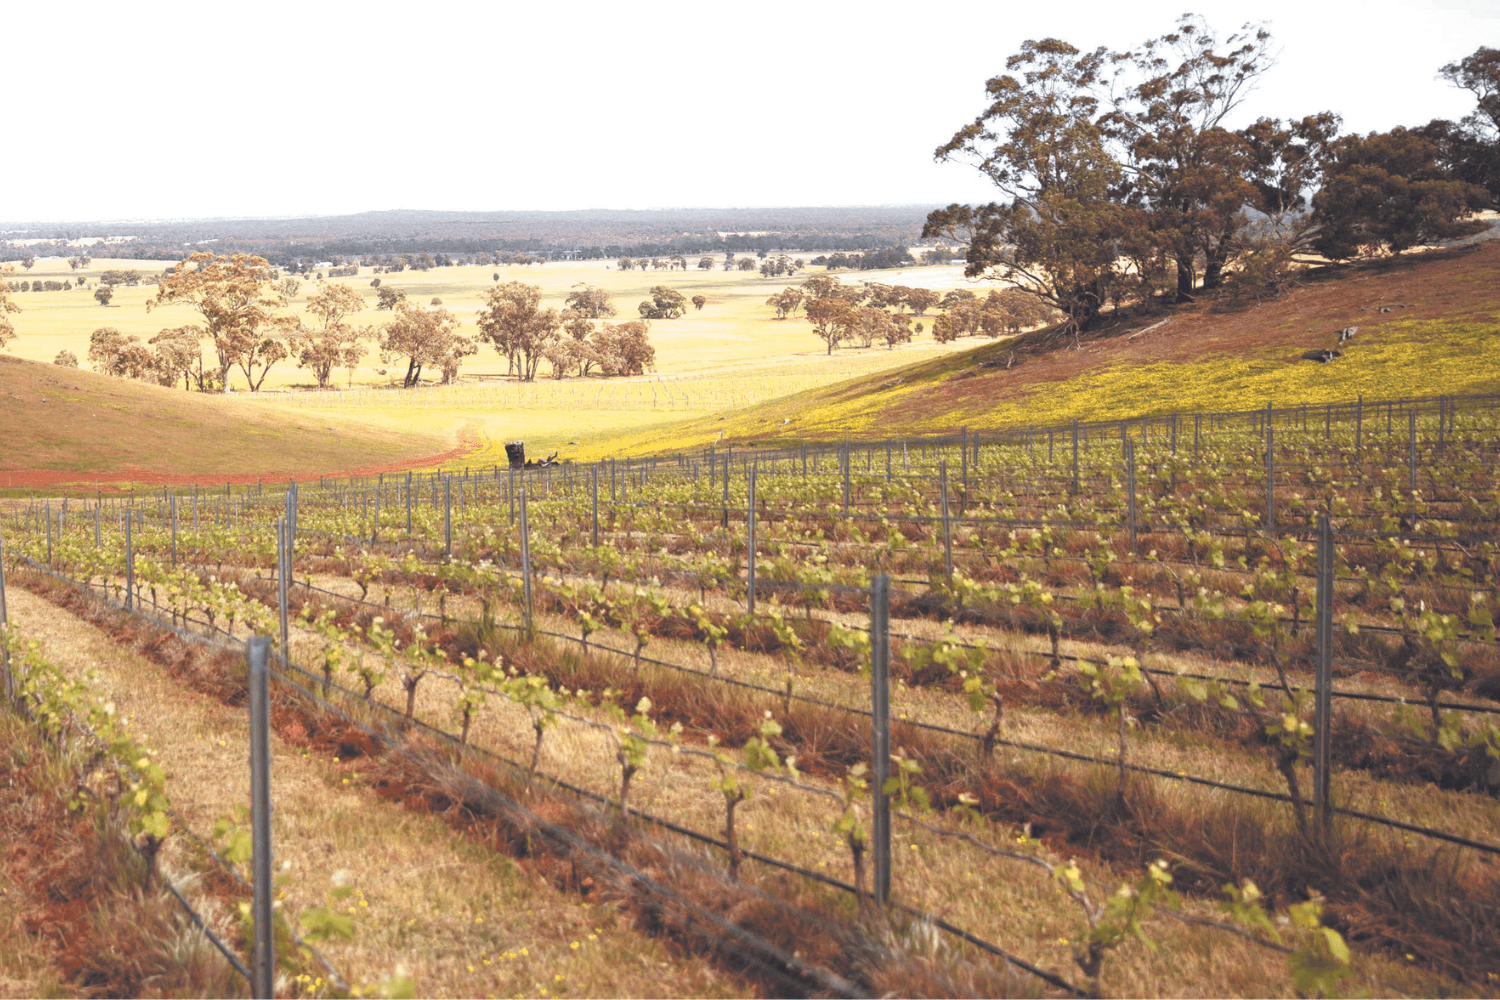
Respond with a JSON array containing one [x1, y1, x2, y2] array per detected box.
[[525, 452, 560, 469], [1301, 349, 1342, 363]]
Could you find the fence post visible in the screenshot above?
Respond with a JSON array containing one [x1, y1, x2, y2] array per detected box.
[[1265, 411, 1276, 533], [276, 521, 290, 665], [591, 465, 600, 547], [45, 503, 53, 566], [747, 465, 758, 614], [125, 514, 135, 611], [722, 453, 731, 530], [1408, 410, 1417, 493], [1125, 441, 1138, 556], [1314, 514, 1334, 839], [886, 440, 892, 482], [1071, 419, 1080, 495], [1354, 395, 1363, 454], [170, 493, 178, 566], [405, 471, 413, 535], [939, 460, 953, 580], [444, 475, 452, 559], [519, 490, 534, 636], [842, 444, 851, 515], [246, 636, 275, 1000], [960, 427, 969, 515], [0, 526, 11, 703], [870, 573, 891, 911], [95, 507, 101, 548]]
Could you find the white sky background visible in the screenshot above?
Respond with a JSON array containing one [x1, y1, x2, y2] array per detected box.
[[2, 0, 1496, 225]]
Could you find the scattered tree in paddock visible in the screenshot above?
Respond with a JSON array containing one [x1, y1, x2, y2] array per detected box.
[[375, 286, 405, 310], [766, 286, 804, 319], [99, 269, 141, 287], [903, 287, 940, 314], [698, 256, 714, 269], [638, 285, 688, 319], [276, 277, 301, 301], [148, 251, 283, 391], [806, 296, 854, 354], [564, 283, 616, 319], [692, 294, 706, 310], [93, 285, 113, 306], [0, 276, 16, 349], [54, 349, 78, 367], [380, 300, 474, 387], [593, 319, 655, 375], [475, 281, 560, 381], [289, 284, 369, 389], [150, 327, 213, 390], [88, 327, 156, 380]]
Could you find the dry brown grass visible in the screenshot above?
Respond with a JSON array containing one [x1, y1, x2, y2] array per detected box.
[[26, 560, 1500, 997], [0, 353, 456, 491], [4, 580, 752, 999], [0, 706, 242, 998]]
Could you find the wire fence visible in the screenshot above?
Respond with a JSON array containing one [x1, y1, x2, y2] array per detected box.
[[6, 547, 1091, 997], [5, 386, 1500, 991]]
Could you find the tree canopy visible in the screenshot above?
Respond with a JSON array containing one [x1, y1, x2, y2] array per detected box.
[[475, 282, 561, 381], [0, 271, 17, 349], [638, 285, 688, 319], [147, 251, 284, 390], [926, 22, 1494, 329], [380, 301, 474, 387], [288, 284, 369, 389]]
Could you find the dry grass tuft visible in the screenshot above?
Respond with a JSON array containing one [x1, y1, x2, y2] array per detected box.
[[0, 710, 242, 998]]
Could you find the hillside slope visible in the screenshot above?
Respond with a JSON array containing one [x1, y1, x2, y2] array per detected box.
[[0, 356, 458, 489], [607, 240, 1500, 453]]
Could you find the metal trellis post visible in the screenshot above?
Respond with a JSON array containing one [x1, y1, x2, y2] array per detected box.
[[870, 573, 891, 910], [247, 636, 275, 1000], [1314, 514, 1335, 838]]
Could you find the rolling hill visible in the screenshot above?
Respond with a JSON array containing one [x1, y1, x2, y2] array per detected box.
[[607, 239, 1500, 454], [0, 356, 460, 491]]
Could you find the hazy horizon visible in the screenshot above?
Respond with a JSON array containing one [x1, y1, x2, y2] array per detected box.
[[4, 0, 1495, 224]]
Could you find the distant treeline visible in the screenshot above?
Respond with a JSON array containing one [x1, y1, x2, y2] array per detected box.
[[1, 235, 946, 271], [0, 206, 941, 266]]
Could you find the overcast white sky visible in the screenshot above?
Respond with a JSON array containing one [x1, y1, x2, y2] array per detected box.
[[3, 0, 1495, 225]]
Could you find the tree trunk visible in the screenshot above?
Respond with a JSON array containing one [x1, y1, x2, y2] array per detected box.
[[1175, 254, 1196, 301]]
